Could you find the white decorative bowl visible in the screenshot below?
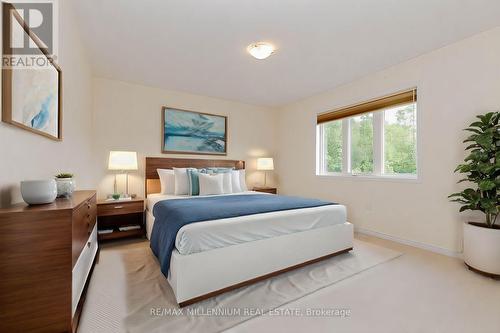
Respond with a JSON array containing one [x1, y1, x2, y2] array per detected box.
[[20, 179, 57, 205]]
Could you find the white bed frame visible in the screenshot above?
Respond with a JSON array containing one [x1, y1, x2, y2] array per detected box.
[[145, 157, 354, 307]]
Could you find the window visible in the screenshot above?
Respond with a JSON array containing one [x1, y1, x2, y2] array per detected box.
[[317, 89, 418, 179], [350, 113, 374, 174], [384, 104, 417, 175], [324, 120, 343, 173]]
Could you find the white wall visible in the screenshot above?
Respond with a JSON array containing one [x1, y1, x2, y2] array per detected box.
[[276, 27, 500, 254], [0, 1, 95, 207], [92, 78, 278, 199]]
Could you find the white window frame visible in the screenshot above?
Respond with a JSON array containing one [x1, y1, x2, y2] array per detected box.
[[316, 102, 419, 181]]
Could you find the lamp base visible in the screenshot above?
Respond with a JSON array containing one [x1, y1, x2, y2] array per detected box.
[[261, 171, 268, 187], [110, 171, 137, 200]]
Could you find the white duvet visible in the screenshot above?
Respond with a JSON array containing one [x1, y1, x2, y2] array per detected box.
[[146, 191, 347, 255]]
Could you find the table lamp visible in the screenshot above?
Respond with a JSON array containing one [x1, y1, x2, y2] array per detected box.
[[257, 157, 274, 187], [108, 151, 138, 198]]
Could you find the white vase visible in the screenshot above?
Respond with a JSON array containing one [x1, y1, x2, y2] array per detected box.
[[20, 179, 57, 205], [463, 222, 500, 277], [56, 178, 76, 197]]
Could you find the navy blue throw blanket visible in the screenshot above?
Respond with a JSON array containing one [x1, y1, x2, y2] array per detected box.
[[150, 194, 335, 276]]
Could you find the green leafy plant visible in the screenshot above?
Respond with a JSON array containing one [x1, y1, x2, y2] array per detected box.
[[449, 112, 499, 228], [55, 173, 74, 179]]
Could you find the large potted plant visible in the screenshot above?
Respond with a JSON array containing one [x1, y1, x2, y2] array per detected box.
[[449, 111, 499, 277]]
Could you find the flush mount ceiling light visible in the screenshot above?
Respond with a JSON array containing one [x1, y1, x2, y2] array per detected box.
[[247, 42, 275, 60]]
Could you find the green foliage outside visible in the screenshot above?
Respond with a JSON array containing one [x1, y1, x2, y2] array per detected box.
[[384, 105, 417, 174], [324, 120, 342, 172], [323, 104, 417, 175], [350, 114, 374, 173]]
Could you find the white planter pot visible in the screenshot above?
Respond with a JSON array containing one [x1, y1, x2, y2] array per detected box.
[[56, 178, 76, 197], [20, 179, 57, 205], [463, 222, 500, 277]]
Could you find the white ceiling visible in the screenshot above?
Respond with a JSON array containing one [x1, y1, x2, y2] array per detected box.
[[71, 0, 500, 107]]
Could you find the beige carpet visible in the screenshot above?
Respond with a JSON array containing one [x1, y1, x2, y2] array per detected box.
[[78, 239, 401, 333]]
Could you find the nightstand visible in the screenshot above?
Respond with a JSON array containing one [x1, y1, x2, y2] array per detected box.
[[253, 187, 278, 194], [97, 198, 145, 241]]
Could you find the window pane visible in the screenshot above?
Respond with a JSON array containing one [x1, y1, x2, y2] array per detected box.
[[350, 113, 373, 173], [324, 120, 342, 172], [384, 104, 417, 175]]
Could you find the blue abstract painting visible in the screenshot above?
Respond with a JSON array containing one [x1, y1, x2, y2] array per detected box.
[[4, 16, 61, 140], [10, 67, 59, 139], [163, 108, 227, 155]]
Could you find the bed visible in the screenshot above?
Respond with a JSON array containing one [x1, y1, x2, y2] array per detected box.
[[145, 157, 353, 307]]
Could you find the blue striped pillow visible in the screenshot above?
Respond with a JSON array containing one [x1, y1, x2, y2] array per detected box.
[[187, 168, 208, 196], [186, 169, 198, 196]]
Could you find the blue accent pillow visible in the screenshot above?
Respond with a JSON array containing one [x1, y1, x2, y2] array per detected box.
[[187, 168, 210, 195], [187, 169, 200, 196]]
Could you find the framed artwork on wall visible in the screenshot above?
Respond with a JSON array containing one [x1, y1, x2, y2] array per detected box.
[[2, 3, 62, 141], [162, 106, 227, 155]]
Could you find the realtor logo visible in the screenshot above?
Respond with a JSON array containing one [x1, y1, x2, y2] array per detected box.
[[2, 1, 58, 68]]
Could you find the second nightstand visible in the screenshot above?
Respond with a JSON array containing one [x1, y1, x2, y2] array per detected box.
[[253, 187, 278, 194], [97, 198, 145, 241]]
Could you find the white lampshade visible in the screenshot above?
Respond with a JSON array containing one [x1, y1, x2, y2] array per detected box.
[[257, 157, 274, 171], [108, 151, 138, 171]]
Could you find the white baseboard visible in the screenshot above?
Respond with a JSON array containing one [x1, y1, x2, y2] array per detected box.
[[355, 226, 463, 258]]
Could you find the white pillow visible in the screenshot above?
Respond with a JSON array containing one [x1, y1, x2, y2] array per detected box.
[[199, 173, 224, 196], [173, 168, 189, 195], [231, 170, 242, 193], [238, 170, 248, 191], [157, 169, 175, 194], [222, 172, 233, 194]]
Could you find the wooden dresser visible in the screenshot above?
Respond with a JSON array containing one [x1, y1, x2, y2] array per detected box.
[[0, 190, 98, 333]]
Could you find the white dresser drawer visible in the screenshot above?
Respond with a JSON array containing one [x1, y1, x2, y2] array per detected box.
[[72, 223, 98, 315]]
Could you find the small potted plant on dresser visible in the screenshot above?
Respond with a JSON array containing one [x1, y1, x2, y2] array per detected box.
[[55, 173, 76, 198], [449, 111, 499, 277]]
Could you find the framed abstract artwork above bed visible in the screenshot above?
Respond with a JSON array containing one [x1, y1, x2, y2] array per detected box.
[[1, 3, 62, 141], [162, 107, 227, 155]]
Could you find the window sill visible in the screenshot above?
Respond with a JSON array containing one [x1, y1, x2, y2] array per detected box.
[[316, 173, 421, 183]]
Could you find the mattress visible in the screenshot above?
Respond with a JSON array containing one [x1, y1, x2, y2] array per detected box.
[[146, 192, 347, 255]]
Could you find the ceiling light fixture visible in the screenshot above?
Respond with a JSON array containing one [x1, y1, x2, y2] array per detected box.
[[247, 42, 275, 60]]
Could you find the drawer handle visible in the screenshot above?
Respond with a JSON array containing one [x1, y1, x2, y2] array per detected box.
[[114, 206, 124, 209], [87, 203, 91, 209]]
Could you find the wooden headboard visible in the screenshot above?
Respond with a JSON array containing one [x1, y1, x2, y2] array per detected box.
[[145, 157, 245, 195]]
